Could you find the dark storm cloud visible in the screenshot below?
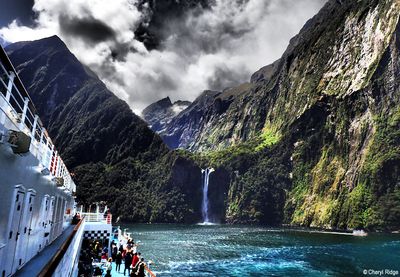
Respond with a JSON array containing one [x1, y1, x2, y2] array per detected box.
[[0, 0, 327, 113], [59, 15, 116, 44], [0, 0, 35, 27]]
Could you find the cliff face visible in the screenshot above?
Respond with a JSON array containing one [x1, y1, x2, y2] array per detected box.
[[226, 0, 400, 230], [142, 97, 191, 134], [161, 0, 400, 152], [150, 0, 400, 230], [6, 36, 203, 223]]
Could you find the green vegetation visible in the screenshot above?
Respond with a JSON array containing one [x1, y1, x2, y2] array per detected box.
[[255, 129, 281, 151], [198, 129, 281, 168], [75, 151, 203, 223]]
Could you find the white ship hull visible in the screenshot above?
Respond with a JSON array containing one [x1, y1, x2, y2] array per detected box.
[[0, 142, 75, 276], [0, 45, 76, 276]]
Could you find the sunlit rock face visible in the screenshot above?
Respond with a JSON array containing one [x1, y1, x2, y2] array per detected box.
[[148, 0, 400, 229], [156, 0, 400, 153]]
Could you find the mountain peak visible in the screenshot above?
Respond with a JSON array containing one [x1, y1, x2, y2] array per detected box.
[[142, 96, 191, 133], [144, 97, 173, 112], [6, 35, 67, 54]]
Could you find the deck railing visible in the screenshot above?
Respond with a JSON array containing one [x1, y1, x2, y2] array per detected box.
[[38, 218, 85, 277], [80, 212, 112, 224], [0, 46, 75, 194]]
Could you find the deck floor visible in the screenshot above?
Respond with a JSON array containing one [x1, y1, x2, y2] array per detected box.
[[101, 261, 137, 277], [15, 225, 75, 277], [95, 261, 154, 277]]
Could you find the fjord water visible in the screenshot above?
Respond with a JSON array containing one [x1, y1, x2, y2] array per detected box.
[[123, 224, 400, 276]]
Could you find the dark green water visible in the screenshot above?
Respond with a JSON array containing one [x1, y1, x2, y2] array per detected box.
[[121, 224, 400, 276]]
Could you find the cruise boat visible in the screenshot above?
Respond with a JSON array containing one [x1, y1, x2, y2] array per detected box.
[[0, 44, 156, 277], [0, 42, 79, 276]]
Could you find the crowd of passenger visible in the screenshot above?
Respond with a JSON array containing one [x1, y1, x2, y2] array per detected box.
[[78, 238, 151, 277]]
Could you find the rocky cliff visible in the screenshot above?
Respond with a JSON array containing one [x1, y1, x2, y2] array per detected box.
[[150, 0, 400, 230], [142, 97, 191, 134]]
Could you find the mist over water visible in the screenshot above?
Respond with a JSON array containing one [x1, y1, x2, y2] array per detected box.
[[122, 224, 400, 276]]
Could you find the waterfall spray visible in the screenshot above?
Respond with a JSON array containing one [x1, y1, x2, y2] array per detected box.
[[201, 167, 215, 223]]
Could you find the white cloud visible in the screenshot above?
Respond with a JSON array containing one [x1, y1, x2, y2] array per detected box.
[[0, 0, 326, 114]]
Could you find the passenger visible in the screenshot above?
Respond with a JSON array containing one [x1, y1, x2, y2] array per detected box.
[[132, 252, 139, 270], [94, 241, 102, 259], [112, 242, 118, 260], [119, 241, 124, 253], [124, 250, 133, 276], [132, 252, 141, 274], [115, 251, 122, 272], [71, 213, 79, 224], [101, 251, 108, 261], [127, 239, 133, 250], [106, 258, 113, 276], [132, 241, 138, 254], [135, 258, 146, 277]]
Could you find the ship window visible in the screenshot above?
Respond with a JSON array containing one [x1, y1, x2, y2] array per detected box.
[[17, 204, 20, 211], [16, 194, 19, 202]]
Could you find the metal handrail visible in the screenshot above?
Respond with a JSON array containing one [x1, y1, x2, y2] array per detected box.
[[0, 45, 76, 194], [145, 265, 157, 277], [38, 218, 84, 277], [80, 212, 112, 224]]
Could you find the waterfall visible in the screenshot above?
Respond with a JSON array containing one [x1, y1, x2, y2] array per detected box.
[[201, 167, 215, 223]]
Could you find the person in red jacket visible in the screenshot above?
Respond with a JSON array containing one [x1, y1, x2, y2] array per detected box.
[[132, 252, 139, 270]]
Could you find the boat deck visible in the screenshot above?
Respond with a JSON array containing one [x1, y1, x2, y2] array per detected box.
[[110, 262, 127, 276], [15, 225, 75, 276], [94, 261, 154, 277]]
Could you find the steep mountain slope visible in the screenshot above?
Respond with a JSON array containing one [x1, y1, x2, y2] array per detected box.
[[6, 36, 203, 223], [151, 0, 400, 230], [162, 0, 400, 152], [157, 90, 221, 149], [142, 97, 191, 133], [7, 37, 165, 167], [228, 0, 400, 230]]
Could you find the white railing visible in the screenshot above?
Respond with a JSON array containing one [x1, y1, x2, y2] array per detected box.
[[0, 46, 76, 194], [44, 217, 85, 277], [80, 212, 112, 224]]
